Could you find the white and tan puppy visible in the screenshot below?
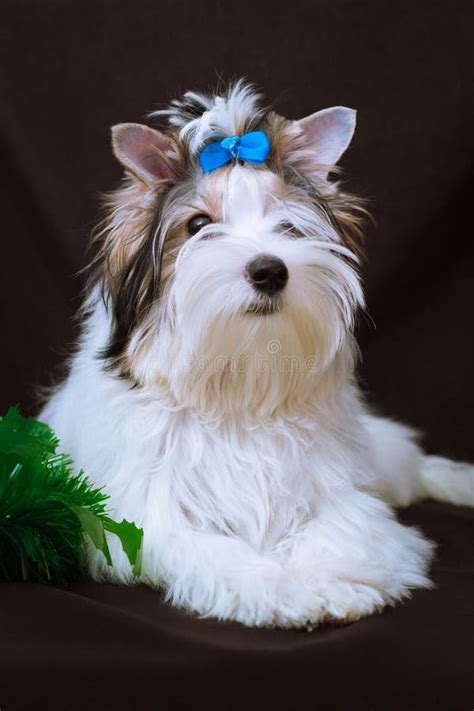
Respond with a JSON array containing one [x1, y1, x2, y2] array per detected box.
[[41, 81, 474, 627]]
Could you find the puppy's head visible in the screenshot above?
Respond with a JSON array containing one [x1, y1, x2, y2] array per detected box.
[[93, 80, 367, 418]]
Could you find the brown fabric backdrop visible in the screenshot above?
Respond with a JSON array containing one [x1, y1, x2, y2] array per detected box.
[[0, 1, 473, 709]]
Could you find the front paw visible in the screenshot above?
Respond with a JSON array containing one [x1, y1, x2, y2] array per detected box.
[[312, 578, 387, 624], [231, 575, 386, 628], [168, 561, 326, 629]]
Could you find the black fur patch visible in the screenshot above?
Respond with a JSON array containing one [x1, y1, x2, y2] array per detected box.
[[165, 93, 212, 126], [99, 202, 165, 373]]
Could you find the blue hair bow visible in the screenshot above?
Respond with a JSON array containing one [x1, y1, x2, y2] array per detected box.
[[199, 131, 270, 173]]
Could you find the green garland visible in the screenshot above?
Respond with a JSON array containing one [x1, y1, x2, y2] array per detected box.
[[0, 406, 143, 584]]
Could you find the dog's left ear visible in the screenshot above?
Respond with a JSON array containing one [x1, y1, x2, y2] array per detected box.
[[111, 123, 181, 187], [293, 107, 356, 178]]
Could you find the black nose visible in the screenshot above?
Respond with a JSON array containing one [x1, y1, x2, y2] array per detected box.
[[246, 255, 289, 295]]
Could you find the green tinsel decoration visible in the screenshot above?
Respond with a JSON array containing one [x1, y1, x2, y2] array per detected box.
[[0, 406, 143, 584]]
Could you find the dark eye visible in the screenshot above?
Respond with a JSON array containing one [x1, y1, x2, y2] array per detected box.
[[187, 214, 213, 236], [280, 222, 303, 238]]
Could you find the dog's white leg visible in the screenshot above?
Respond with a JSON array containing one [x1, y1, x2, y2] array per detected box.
[[87, 507, 324, 628], [363, 414, 474, 507], [280, 488, 435, 625], [152, 527, 325, 628]]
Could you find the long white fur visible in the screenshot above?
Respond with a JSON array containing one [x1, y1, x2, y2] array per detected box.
[[41, 82, 474, 628]]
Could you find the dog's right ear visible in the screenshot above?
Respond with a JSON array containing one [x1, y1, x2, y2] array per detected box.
[[111, 123, 181, 187]]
